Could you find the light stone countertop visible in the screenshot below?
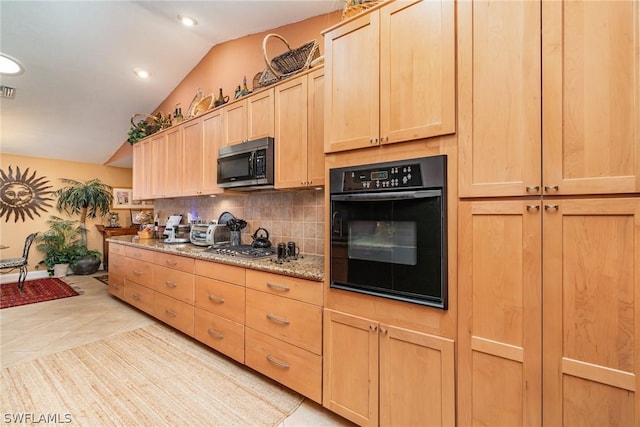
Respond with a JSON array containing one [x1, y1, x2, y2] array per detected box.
[[107, 235, 324, 282]]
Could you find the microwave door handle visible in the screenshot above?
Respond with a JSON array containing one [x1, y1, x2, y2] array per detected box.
[[331, 189, 441, 202], [248, 152, 254, 176]]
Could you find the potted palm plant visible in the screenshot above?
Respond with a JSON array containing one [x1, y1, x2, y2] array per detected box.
[[54, 178, 113, 275], [36, 216, 85, 277]]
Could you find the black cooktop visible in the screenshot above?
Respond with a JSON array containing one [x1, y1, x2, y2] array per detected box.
[[205, 244, 276, 259]]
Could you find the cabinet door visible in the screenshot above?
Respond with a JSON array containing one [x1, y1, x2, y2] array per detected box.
[[323, 309, 378, 427], [379, 0, 455, 145], [458, 0, 541, 197], [150, 133, 166, 198], [543, 198, 640, 426], [223, 99, 247, 146], [458, 200, 542, 427], [379, 324, 455, 427], [163, 126, 182, 197], [275, 75, 308, 189], [542, 1, 640, 195], [181, 117, 203, 196], [247, 88, 274, 141], [307, 68, 325, 186], [132, 139, 152, 200], [324, 10, 380, 153], [200, 109, 224, 194]]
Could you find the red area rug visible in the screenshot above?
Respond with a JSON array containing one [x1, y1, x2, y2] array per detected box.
[[1, 278, 79, 309]]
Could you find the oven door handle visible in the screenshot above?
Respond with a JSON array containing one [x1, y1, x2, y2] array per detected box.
[[331, 189, 441, 202]]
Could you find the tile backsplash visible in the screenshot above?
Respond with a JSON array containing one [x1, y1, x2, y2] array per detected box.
[[151, 189, 325, 256]]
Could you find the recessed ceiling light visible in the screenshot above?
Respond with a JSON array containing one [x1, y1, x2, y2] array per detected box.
[[133, 67, 150, 79], [0, 53, 24, 75], [178, 14, 198, 27]]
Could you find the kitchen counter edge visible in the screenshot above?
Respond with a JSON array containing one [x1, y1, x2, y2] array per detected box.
[[106, 235, 324, 282]]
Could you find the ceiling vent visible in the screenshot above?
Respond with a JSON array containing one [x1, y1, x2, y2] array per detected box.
[[0, 85, 16, 99]]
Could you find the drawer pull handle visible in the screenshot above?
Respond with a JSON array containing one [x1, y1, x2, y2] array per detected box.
[[266, 355, 290, 369], [525, 185, 540, 193], [208, 295, 225, 304], [165, 309, 177, 317], [266, 313, 290, 325], [526, 205, 540, 212], [266, 282, 290, 292], [544, 185, 559, 192], [132, 293, 141, 301], [207, 329, 224, 339], [166, 259, 177, 266], [165, 280, 177, 288], [544, 204, 559, 211], [132, 270, 142, 276]]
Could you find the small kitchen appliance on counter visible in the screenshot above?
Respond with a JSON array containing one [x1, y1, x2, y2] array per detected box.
[[190, 222, 230, 247]]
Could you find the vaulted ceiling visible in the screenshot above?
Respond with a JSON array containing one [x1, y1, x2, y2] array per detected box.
[[0, 1, 342, 168]]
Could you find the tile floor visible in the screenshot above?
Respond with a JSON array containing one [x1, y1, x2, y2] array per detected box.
[[0, 273, 354, 427]]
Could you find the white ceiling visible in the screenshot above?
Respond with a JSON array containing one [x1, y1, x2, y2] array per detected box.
[[0, 0, 342, 168]]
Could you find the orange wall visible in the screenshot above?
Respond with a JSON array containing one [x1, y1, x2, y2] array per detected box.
[[0, 154, 133, 274], [154, 11, 340, 116]]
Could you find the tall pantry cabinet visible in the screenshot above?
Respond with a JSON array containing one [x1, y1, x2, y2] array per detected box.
[[458, 1, 640, 426]]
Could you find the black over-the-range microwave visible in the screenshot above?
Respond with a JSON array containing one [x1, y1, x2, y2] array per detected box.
[[217, 137, 274, 190]]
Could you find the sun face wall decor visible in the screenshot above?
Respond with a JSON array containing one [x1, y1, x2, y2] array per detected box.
[[0, 166, 54, 222]]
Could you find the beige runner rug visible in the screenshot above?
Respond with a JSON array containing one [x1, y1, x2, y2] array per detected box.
[[1, 324, 303, 426]]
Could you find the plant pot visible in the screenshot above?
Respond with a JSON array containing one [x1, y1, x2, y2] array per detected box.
[[73, 255, 101, 275], [53, 263, 70, 278]]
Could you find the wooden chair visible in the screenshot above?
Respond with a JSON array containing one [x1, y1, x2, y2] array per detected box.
[[0, 233, 38, 292]]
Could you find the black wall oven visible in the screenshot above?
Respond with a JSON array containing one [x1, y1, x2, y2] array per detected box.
[[329, 155, 448, 309]]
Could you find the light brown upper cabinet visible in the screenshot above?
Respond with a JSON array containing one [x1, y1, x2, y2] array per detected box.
[[132, 137, 152, 200], [223, 88, 274, 147], [323, 0, 455, 153], [459, 0, 640, 197], [274, 68, 325, 189], [181, 110, 224, 196]]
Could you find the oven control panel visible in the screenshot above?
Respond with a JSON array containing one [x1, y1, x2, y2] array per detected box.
[[342, 164, 423, 191]]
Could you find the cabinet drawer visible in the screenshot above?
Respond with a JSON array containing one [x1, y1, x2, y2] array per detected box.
[[195, 260, 245, 286], [108, 272, 125, 299], [125, 246, 155, 262], [125, 258, 154, 288], [246, 269, 322, 306], [124, 280, 154, 314], [153, 252, 195, 273], [245, 328, 322, 403], [194, 276, 245, 324], [109, 243, 125, 256], [153, 265, 195, 304], [153, 293, 194, 336], [246, 289, 322, 355], [109, 253, 126, 276], [194, 308, 244, 363]]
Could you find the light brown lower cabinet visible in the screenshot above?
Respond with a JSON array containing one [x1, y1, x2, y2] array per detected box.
[[458, 198, 640, 426], [194, 308, 244, 363], [244, 270, 324, 403], [323, 309, 455, 427], [153, 292, 194, 336], [109, 245, 324, 404]]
